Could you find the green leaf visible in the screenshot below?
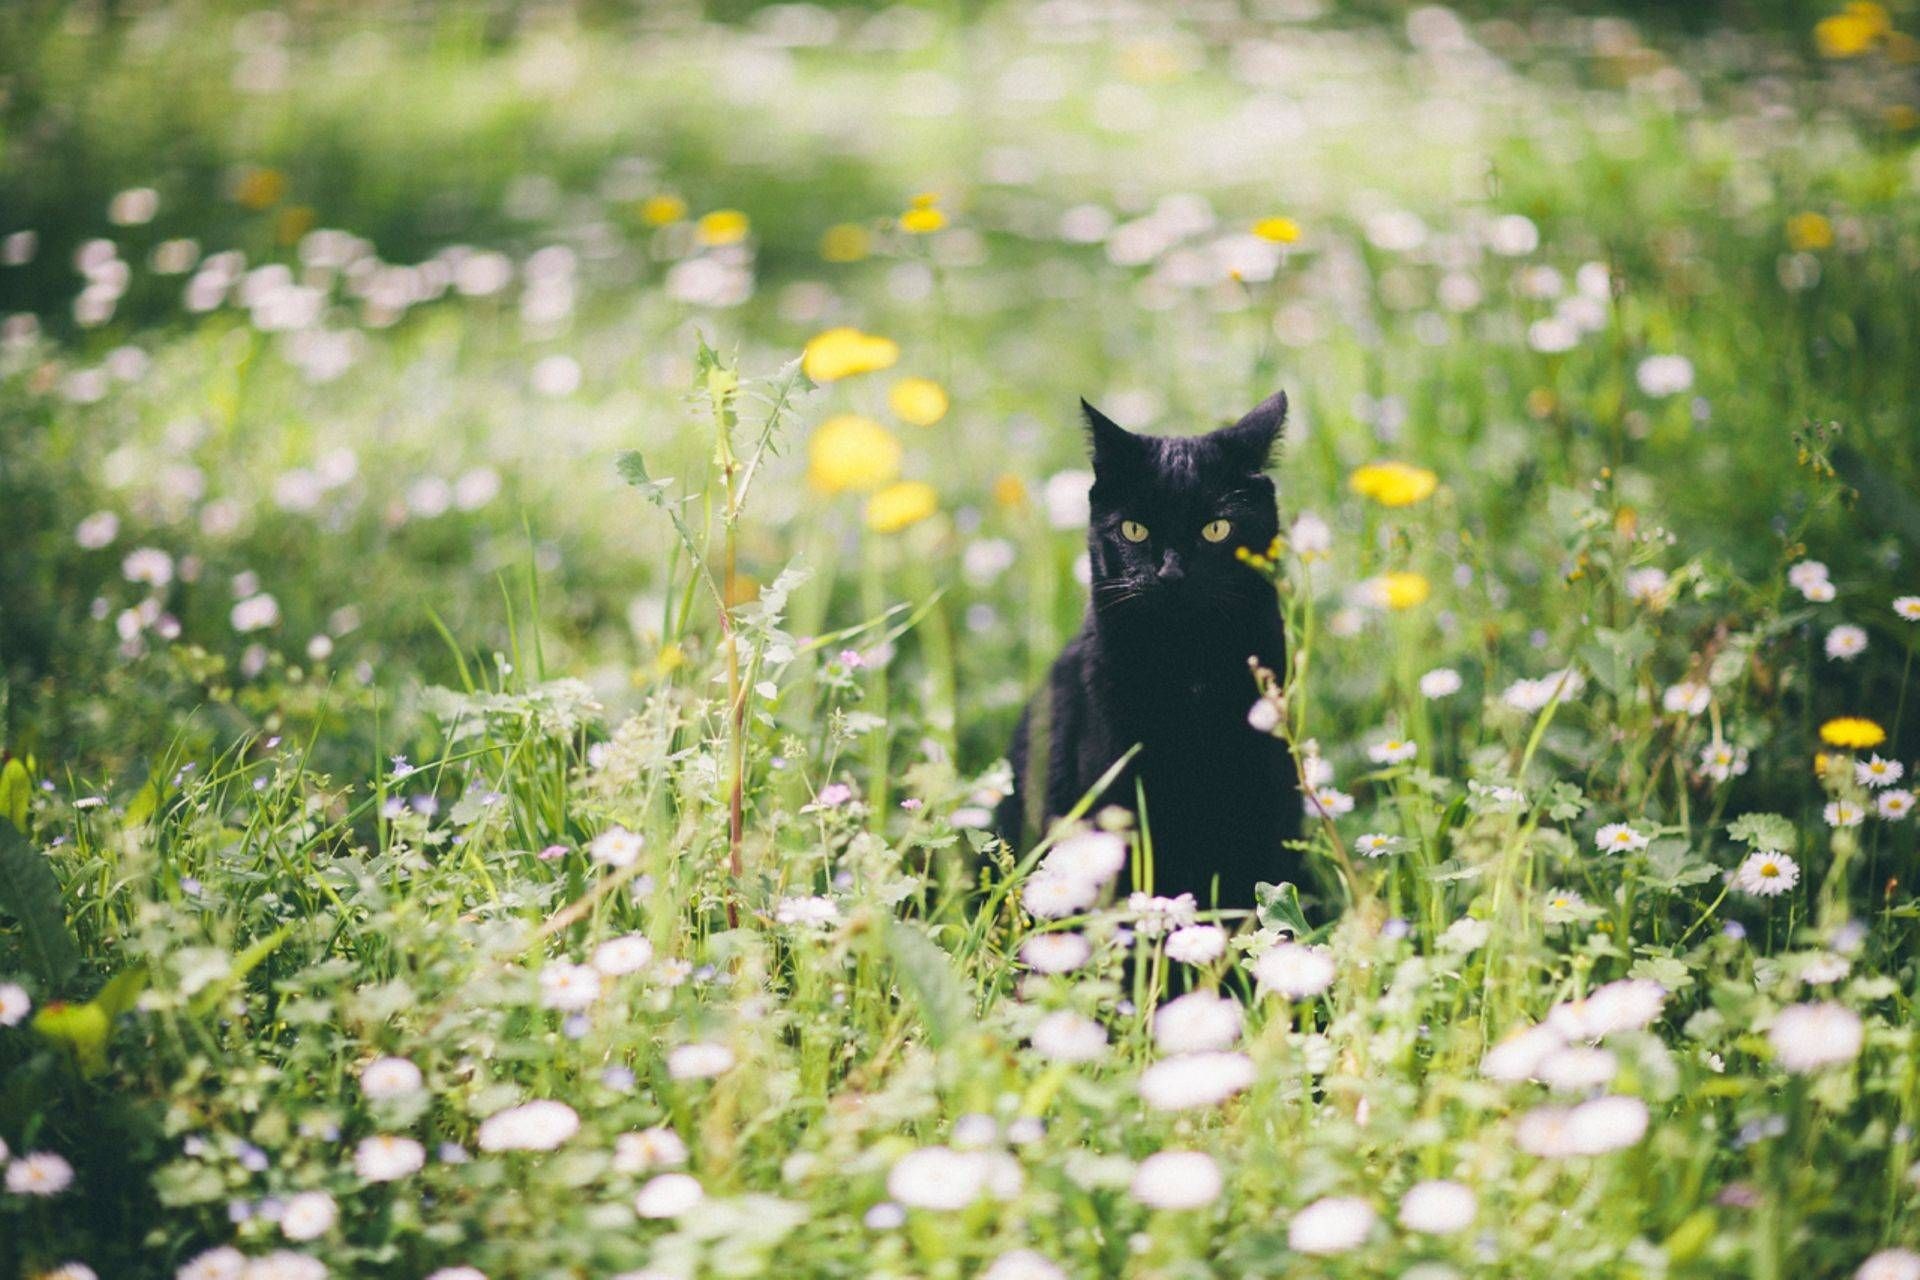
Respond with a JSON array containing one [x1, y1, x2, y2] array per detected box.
[[885, 920, 969, 1049], [0, 758, 30, 832], [1255, 880, 1311, 937], [1727, 812, 1795, 852], [32, 1000, 110, 1075], [0, 823, 79, 986], [93, 964, 149, 1019]]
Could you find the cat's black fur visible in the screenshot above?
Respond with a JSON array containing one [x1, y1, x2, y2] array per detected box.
[[996, 392, 1301, 909]]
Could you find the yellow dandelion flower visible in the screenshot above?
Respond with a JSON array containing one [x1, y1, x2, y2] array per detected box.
[[1786, 211, 1834, 251], [1815, 3, 1889, 57], [1349, 461, 1439, 508], [807, 415, 901, 494], [900, 206, 947, 235], [802, 327, 900, 383], [820, 223, 871, 262], [640, 194, 688, 226], [888, 377, 949, 427], [991, 474, 1027, 509], [1379, 571, 1431, 611], [866, 481, 939, 534], [1820, 717, 1887, 749], [695, 209, 750, 246], [1252, 216, 1302, 244], [233, 166, 286, 210]]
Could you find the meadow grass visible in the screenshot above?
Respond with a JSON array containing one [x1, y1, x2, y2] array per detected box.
[[2, 4, 1920, 1277]]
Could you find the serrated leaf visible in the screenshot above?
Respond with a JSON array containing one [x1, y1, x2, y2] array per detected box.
[[0, 823, 79, 986], [1727, 812, 1795, 852], [1255, 880, 1310, 936]]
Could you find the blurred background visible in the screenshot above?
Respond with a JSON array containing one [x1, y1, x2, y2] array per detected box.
[[3, 0, 1919, 784]]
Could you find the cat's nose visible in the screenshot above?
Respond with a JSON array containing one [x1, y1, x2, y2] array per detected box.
[[1156, 551, 1185, 583]]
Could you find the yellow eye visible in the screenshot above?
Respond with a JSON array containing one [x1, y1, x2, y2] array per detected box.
[[1202, 519, 1232, 543], [1120, 520, 1149, 543]]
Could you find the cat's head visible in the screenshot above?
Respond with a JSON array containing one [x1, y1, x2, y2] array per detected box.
[[1081, 391, 1286, 618]]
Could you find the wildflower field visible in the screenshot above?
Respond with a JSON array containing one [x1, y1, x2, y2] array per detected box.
[[6, 1, 1920, 1276]]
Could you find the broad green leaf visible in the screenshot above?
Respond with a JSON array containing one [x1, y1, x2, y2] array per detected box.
[[0, 822, 79, 986], [885, 920, 969, 1049]]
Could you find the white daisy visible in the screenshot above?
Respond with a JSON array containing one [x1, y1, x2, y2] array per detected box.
[[1304, 786, 1354, 819], [1858, 1248, 1920, 1280], [1353, 833, 1402, 858], [1029, 1010, 1108, 1064], [591, 934, 654, 976], [981, 1251, 1067, 1280], [1397, 1180, 1477, 1234], [1138, 1052, 1257, 1111], [1894, 597, 1920, 623], [359, 1056, 423, 1100], [1788, 560, 1831, 596], [1824, 801, 1865, 829], [589, 826, 644, 867], [886, 1147, 988, 1210], [1129, 1150, 1223, 1210], [1021, 873, 1100, 919], [1877, 789, 1915, 821], [4, 1151, 74, 1195], [0, 982, 29, 1026], [1624, 567, 1669, 603], [1661, 681, 1710, 716], [538, 961, 602, 1011], [1251, 943, 1335, 999], [1826, 625, 1868, 661], [1594, 823, 1649, 853], [476, 1100, 579, 1152], [1019, 932, 1092, 974], [1152, 992, 1243, 1054], [1164, 924, 1227, 964], [279, 1191, 338, 1241], [1857, 756, 1905, 789], [176, 1246, 247, 1280], [1735, 851, 1800, 896], [352, 1135, 424, 1183], [667, 1042, 736, 1080], [633, 1172, 705, 1219], [1367, 738, 1418, 765], [1418, 667, 1463, 698], [1287, 1196, 1376, 1255], [612, 1127, 688, 1174], [1770, 1001, 1864, 1073], [1699, 740, 1749, 782]]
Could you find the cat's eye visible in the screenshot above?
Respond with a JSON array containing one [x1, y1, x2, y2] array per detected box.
[[1120, 520, 1150, 543], [1201, 519, 1233, 543]]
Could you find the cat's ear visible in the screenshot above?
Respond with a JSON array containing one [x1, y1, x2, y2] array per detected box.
[[1082, 398, 1145, 477], [1212, 390, 1287, 472]]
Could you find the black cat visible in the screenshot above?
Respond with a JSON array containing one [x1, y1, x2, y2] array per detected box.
[[996, 392, 1301, 910]]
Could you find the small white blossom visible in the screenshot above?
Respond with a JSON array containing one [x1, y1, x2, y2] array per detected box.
[[1735, 851, 1800, 896], [359, 1056, 423, 1100], [613, 1127, 688, 1174], [774, 895, 841, 927], [589, 827, 644, 868], [1894, 597, 1920, 623], [1770, 1002, 1864, 1073], [1251, 943, 1335, 999], [1130, 1150, 1223, 1210], [1152, 991, 1243, 1054], [1164, 924, 1227, 964], [1594, 823, 1649, 853], [1367, 737, 1417, 764], [477, 1100, 579, 1152], [1418, 667, 1463, 699], [0, 982, 30, 1026], [667, 1042, 736, 1080], [592, 934, 654, 976], [1877, 789, 1915, 821], [1287, 1196, 1376, 1255], [1030, 1010, 1108, 1064], [538, 961, 602, 1011], [1824, 801, 1865, 829], [1020, 932, 1092, 973], [887, 1146, 989, 1209], [1397, 1180, 1477, 1234], [633, 1172, 705, 1218], [1661, 681, 1710, 716], [353, 1135, 424, 1183], [279, 1191, 338, 1241], [1857, 757, 1904, 789], [1826, 625, 1868, 661], [1138, 1052, 1256, 1111], [4, 1151, 74, 1195]]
